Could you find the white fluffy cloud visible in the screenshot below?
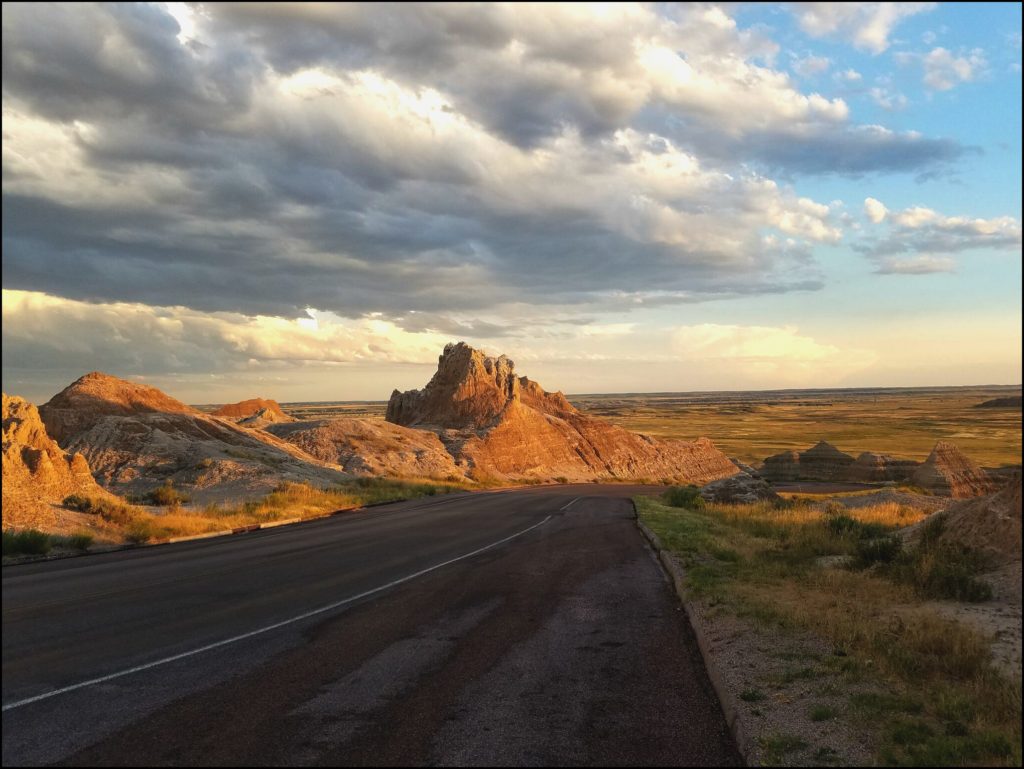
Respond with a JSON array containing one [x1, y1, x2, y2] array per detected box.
[[864, 197, 888, 223], [920, 47, 987, 90], [858, 200, 1021, 273], [789, 3, 936, 54]]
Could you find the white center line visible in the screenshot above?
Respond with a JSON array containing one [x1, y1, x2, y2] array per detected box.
[[559, 496, 581, 511], [2, 514, 553, 712]]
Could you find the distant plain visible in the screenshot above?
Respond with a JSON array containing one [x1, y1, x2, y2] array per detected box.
[[201, 385, 1022, 470]]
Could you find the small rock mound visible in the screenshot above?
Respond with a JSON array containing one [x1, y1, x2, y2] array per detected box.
[[39, 371, 197, 444], [908, 472, 1022, 564], [974, 396, 1022, 409], [3, 393, 112, 530], [701, 473, 781, 505], [847, 452, 920, 483], [266, 418, 462, 478], [911, 441, 997, 498], [37, 374, 349, 503], [212, 398, 292, 422], [761, 441, 855, 482], [238, 407, 293, 429]]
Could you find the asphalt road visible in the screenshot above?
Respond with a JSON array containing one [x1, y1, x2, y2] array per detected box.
[[2, 485, 740, 766]]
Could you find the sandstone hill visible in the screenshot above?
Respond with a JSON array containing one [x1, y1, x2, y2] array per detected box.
[[212, 398, 293, 422], [238, 407, 294, 429], [266, 418, 461, 478], [925, 471, 1022, 564], [39, 373, 349, 503], [847, 452, 921, 483], [911, 441, 998, 498], [761, 441, 856, 482], [3, 393, 114, 530], [385, 342, 738, 483]]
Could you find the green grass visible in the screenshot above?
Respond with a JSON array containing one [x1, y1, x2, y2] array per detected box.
[[636, 494, 1022, 767], [809, 704, 840, 722], [760, 733, 809, 765], [2, 529, 52, 556]]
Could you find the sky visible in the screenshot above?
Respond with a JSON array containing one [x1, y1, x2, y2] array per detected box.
[[2, 2, 1021, 404]]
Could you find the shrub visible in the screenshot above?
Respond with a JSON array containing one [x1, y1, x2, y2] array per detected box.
[[145, 482, 189, 506], [3, 529, 52, 556], [60, 531, 94, 551], [854, 536, 903, 568], [63, 494, 95, 513], [125, 519, 157, 544], [663, 485, 705, 509]]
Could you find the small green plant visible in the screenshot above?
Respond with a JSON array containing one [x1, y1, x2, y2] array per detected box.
[[854, 535, 902, 567], [662, 485, 704, 509], [809, 704, 839, 722], [761, 733, 809, 764], [740, 688, 765, 702], [2, 529, 52, 556]]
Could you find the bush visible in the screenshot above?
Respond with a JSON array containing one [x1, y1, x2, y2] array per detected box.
[[145, 482, 189, 506], [855, 536, 903, 568], [3, 529, 52, 556], [663, 485, 705, 509], [56, 531, 94, 551], [125, 519, 157, 544], [63, 494, 95, 513]]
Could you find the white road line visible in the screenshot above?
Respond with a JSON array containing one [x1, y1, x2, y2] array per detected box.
[[559, 496, 581, 511], [2, 514, 553, 713]]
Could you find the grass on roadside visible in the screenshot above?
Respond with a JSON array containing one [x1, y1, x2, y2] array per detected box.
[[59, 478, 468, 546], [636, 494, 1022, 767]]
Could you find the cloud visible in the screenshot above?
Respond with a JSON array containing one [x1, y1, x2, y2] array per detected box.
[[835, 68, 863, 83], [921, 47, 987, 90], [1, 289, 880, 401], [869, 87, 908, 111], [789, 3, 936, 54], [857, 200, 1021, 272], [864, 197, 888, 223], [873, 255, 956, 274], [0, 1, 977, 354], [791, 54, 831, 78]]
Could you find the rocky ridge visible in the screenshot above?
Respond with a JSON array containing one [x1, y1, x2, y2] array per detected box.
[[386, 342, 739, 484], [2, 393, 113, 530], [38, 373, 349, 503]]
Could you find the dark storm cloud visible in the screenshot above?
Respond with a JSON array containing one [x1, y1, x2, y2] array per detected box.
[[0, 2, 974, 325]]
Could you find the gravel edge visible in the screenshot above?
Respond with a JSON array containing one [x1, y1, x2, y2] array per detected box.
[[636, 517, 758, 766]]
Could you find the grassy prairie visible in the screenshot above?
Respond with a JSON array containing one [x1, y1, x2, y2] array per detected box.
[[573, 386, 1022, 468], [221, 386, 1023, 469], [638, 493, 1022, 766]]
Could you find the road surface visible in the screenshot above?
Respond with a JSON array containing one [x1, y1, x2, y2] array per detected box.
[[3, 485, 740, 766]]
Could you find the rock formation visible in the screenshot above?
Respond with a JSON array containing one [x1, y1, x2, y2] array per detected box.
[[212, 398, 293, 422], [701, 473, 781, 505], [760, 441, 855, 482], [974, 396, 1022, 409], [266, 418, 461, 479], [238, 407, 293, 429], [905, 471, 1021, 563], [386, 342, 738, 484], [911, 441, 998, 498], [847, 452, 920, 483], [39, 373, 349, 503], [3, 393, 113, 530]]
